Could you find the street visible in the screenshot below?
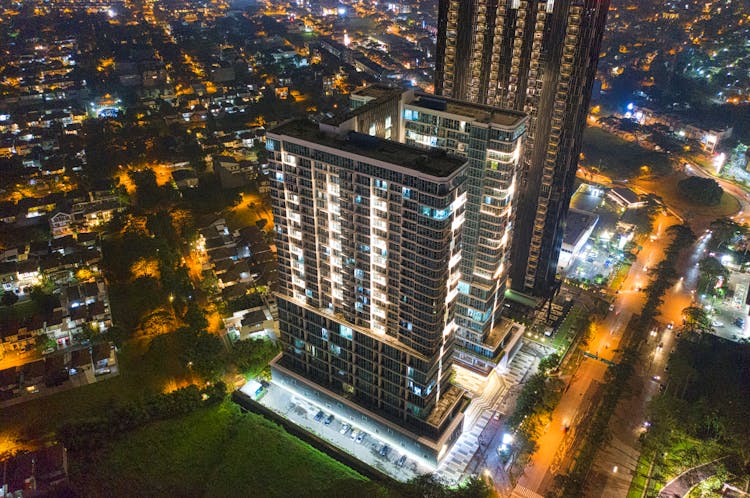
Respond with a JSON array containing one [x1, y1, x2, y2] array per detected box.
[[513, 211, 683, 496]]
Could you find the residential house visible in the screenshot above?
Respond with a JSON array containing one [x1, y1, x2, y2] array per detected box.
[[0, 444, 69, 495]]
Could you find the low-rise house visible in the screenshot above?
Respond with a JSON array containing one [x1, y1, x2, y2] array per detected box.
[[50, 211, 74, 238], [0, 319, 36, 353], [608, 187, 645, 210], [172, 168, 199, 189], [0, 444, 69, 495], [21, 359, 45, 390], [0, 367, 20, 397]]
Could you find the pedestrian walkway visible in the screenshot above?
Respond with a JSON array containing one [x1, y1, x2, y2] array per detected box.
[[512, 484, 545, 498], [438, 341, 543, 485], [658, 458, 727, 498], [505, 348, 537, 384], [438, 410, 494, 484]]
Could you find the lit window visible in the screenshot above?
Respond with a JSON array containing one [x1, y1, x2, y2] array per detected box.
[[340, 325, 353, 340]]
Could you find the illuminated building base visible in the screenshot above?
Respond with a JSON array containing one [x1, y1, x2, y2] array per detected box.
[[269, 357, 467, 468]]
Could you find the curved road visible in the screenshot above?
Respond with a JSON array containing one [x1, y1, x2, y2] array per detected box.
[[683, 160, 750, 217], [658, 458, 726, 498]]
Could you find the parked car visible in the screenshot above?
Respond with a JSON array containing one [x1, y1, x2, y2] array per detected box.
[[324, 414, 335, 425], [314, 410, 325, 423], [379, 445, 390, 457], [350, 429, 360, 440], [396, 455, 407, 467], [340, 423, 351, 435], [355, 431, 367, 444]]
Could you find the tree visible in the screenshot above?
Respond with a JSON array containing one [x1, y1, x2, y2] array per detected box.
[[231, 338, 280, 377], [538, 353, 561, 375], [681, 305, 713, 334], [30, 286, 59, 316], [35, 334, 56, 353], [397, 474, 493, 498], [177, 327, 224, 380], [708, 217, 747, 251], [697, 257, 729, 294], [677, 177, 723, 206], [1, 291, 18, 306]]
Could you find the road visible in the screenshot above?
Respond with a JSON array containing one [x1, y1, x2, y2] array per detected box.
[[684, 160, 750, 216], [513, 211, 682, 495], [584, 230, 714, 497]]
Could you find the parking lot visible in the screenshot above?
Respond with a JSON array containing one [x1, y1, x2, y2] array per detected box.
[[259, 384, 432, 481], [689, 270, 750, 342], [567, 241, 624, 286]]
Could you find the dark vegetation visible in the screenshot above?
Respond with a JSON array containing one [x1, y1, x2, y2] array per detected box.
[[581, 127, 672, 178], [677, 176, 724, 206], [644, 335, 750, 491]]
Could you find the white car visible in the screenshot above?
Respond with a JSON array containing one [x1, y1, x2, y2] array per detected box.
[[340, 423, 351, 435]]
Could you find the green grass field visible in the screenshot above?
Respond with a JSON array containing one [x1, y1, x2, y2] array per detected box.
[[636, 173, 740, 222], [582, 127, 673, 179], [68, 402, 386, 498], [626, 452, 654, 498]]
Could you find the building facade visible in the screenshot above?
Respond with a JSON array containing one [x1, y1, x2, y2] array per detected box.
[[267, 118, 469, 463], [435, 0, 611, 296], [346, 86, 528, 374]]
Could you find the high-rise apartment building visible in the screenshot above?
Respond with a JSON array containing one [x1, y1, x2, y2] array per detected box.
[[347, 86, 528, 375], [435, 0, 610, 296], [267, 118, 470, 464]]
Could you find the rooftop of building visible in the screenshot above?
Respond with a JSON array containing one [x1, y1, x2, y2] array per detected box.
[[411, 92, 528, 128], [563, 208, 600, 246], [271, 119, 467, 179], [351, 84, 403, 101], [348, 84, 528, 129], [484, 317, 521, 351], [609, 186, 641, 204], [425, 384, 465, 427]]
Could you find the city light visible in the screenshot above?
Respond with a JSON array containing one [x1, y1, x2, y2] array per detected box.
[[2, 0, 749, 495], [713, 152, 726, 172]]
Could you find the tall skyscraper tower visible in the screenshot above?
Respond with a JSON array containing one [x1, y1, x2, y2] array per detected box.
[[435, 0, 610, 296], [347, 86, 528, 375], [267, 90, 528, 463], [267, 118, 470, 464]]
